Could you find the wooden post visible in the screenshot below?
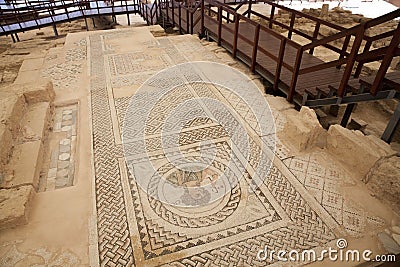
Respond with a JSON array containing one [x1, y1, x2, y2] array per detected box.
[[251, 24, 260, 73], [145, 4, 148, 23], [186, 7, 189, 33], [150, 2, 154, 24], [288, 12, 295, 39], [155, 0, 159, 23], [52, 24, 59, 36], [288, 48, 303, 102], [232, 14, 239, 58], [337, 26, 364, 98], [159, 0, 163, 18], [200, 0, 205, 36], [354, 40, 371, 77], [337, 34, 351, 69], [178, 4, 182, 33], [10, 34, 16, 43], [172, 0, 175, 26], [309, 21, 320, 55], [84, 17, 89, 30], [190, 11, 193, 34], [96, 0, 100, 15], [217, 6, 222, 46], [166, 0, 169, 22], [274, 38, 287, 92], [269, 5, 275, 29], [247, 0, 252, 19]]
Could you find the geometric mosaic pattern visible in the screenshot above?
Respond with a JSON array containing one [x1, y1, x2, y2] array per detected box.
[[40, 104, 78, 191], [88, 29, 340, 266], [283, 152, 386, 237]]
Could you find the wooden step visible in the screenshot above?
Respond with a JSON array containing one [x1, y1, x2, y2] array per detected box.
[[359, 71, 400, 91]]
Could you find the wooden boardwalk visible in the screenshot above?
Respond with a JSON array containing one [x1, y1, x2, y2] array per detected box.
[[203, 16, 344, 100]]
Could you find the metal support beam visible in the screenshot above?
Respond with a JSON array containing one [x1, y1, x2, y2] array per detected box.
[[340, 85, 365, 127], [381, 102, 400, 143], [305, 90, 399, 107], [84, 18, 89, 31], [340, 103, 356, 127]]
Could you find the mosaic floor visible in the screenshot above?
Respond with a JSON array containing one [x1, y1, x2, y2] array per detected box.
[[82, 28, 345, 266]]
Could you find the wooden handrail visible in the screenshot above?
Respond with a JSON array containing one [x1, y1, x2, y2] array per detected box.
[[370, 23, 400, 96], [299, 57, 348, 75], [337, 25, 365, 97], [302, 24, 360, 51], [364, 8, 400, 28], [365, 28, 397, 42]]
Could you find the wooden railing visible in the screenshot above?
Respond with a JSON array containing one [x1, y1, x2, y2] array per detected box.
[[0, 0, 141, 35], [147, 0, 203, 33], [141, 0, 160, 25], [146, 0, 400, 102], [297, 7, 400, 97]]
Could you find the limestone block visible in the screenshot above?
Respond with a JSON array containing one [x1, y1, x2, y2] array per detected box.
[[283, 107, 327, 151], [148, 25, 166, 37], [22, 79, 55, 104], [320, 4, 329, 16], [14, 69, 41, 85], [1, 140, 43, 190], [0, 92, 26, 139], [19, 102, 51, 143], [0, 126, 13, 173], [365, 156, 400, 214], [327, 125, 396, 178], [19, 57, 44, 72], [0, 185, 35, 230]]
